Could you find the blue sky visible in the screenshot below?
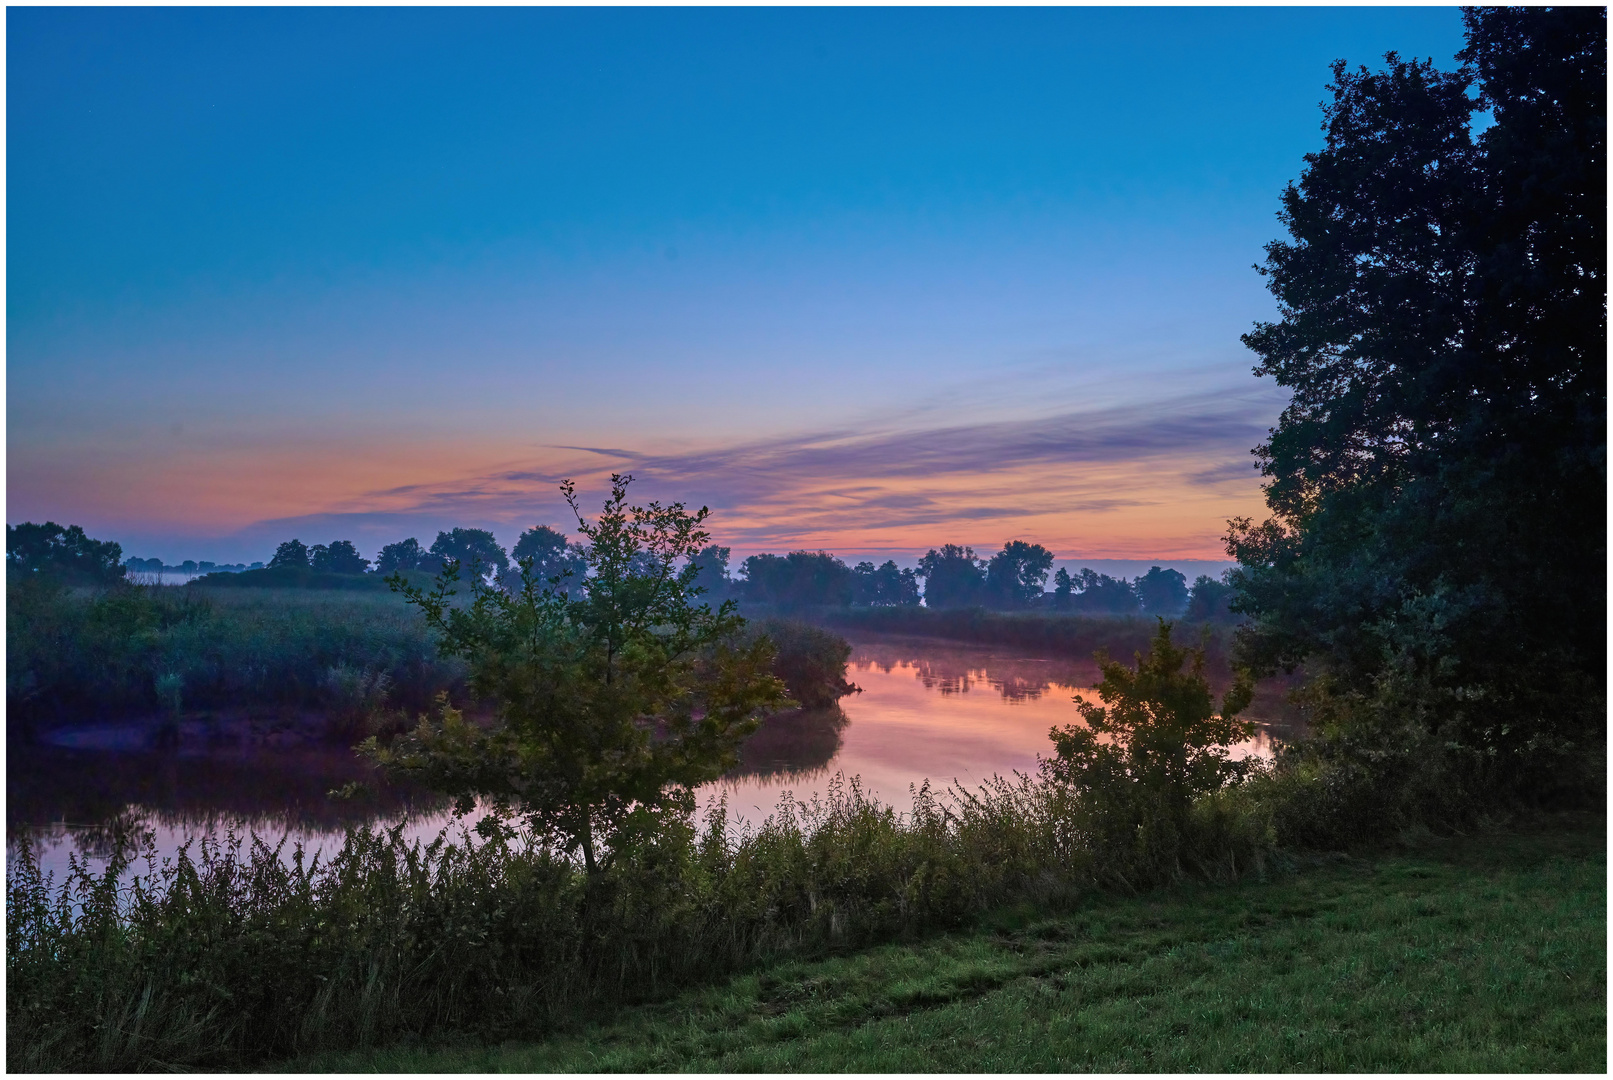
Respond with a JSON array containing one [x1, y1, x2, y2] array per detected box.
[[7, 7, 1470, 568]]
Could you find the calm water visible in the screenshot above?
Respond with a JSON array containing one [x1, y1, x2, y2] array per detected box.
[[8, 634, 1300, 884]]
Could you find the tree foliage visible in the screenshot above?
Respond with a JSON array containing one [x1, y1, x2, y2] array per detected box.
[[739, 551, 856, 609], [915, 544, 986, 609], [1228, 8, 1605, 798], [984, 541, 1055, 609], [268, 540, 309, 570], [309, 540, 370, 575], [428, 528, 509, 584], [1042, 620, 1255, 879], [6, 522, 126, 586], [364, 475, 787, 874], [1132, 565, 1189, 616], [508, 526, 587, 592], [851, 559, 921, 607], [375, 538, 433, 574]]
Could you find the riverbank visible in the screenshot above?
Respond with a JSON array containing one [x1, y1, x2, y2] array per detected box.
[[286, 812, 1605, 1072]]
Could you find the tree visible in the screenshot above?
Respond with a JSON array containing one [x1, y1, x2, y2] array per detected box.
[[268, 539, 309, 569], [851, 559, 921, 607], [376, 538, 436, 574], [1228, 9, 1605, 796], [507, 525, 587, 593], [739, 551, 855, 609], [311, 540, 371, 575], [364, 475, 787, 876], [1184, 574, 1236, 624], [1132, 566, 1188, 616], [915, 545, 986, 609], [983, 541, 1055, 609], [429, 528, 509, 584], [5, 522, 126, 586], [1067, 568, 1140, 615], [1051, 567, 1075, 610], [686, 544, 733, 602]]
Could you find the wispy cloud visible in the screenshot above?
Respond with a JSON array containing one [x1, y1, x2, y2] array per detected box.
[[219, 388, 1277, 560]]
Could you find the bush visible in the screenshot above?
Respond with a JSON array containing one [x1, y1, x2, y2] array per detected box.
[[745, 618, 858, 708], [1038, 620, 1267, 888]]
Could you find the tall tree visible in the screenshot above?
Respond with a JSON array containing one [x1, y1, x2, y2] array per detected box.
[[311, 540, 370, 574], [851, 559, 921, 607], [686, 543, 733, 601], [267, 539, 309, 570], [509, 525, 587, 593], [1132, 566, 1188, 616], [1067, 568, 1140, 615], [984, 541, 1055, 609], [430, 528, 510, 584], [1228, 8, 1605, 797], [376, 538, 434, 574], [5, 522, 126, 586], [915, 544, 986, 609], [739, 551, 855, 609], [366, 475, 785, 875]]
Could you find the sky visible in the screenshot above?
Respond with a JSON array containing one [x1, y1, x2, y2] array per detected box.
[[7, 6, 1471, 570]]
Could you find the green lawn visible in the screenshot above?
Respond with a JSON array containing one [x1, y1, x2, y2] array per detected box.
[[288, 815, 1605, 1073]]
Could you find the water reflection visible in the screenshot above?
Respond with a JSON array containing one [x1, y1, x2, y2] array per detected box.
[[853, 636, 1100, 702], [9, 632, 1307, 879], [729, 706, 850, 782]]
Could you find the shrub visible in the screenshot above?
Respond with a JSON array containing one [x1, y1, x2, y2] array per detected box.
[[1038, 620, 1267, 888]]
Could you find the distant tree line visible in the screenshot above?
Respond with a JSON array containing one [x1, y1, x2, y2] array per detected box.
[[10, 516, 1232, 622], [696, 540, 1233, 619]]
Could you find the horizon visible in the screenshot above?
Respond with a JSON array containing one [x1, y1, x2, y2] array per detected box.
[[8, 8, 1470, 564]]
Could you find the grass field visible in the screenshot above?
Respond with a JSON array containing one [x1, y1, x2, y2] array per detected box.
[[287, 813, 1604, 1073]]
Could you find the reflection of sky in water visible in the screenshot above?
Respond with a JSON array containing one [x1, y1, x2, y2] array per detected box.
[[9, 635, 1295, 886], [705, 636, 1283, 828]]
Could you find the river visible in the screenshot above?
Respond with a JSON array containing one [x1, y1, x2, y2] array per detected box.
[[8, 633, 1302, 886]]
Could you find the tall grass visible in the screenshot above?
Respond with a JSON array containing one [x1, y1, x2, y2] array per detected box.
[[7, 579, 463, 735], [820, 607, 1236, 670], [6, 581, 855, 740], [6, 763, 1278, 1071]]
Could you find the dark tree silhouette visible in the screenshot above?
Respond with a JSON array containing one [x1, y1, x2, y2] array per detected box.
[[1067, 568, 1139, 615], [984, 541, 1056, 609], [268, 539, 310, 569], [1228, 7, 1605, 795], [1184, 573, 1236, 624], [916, 544, 986, 609], [310, 540, 370, 575], [5, 522, 126, 586], [740, 551, 855, 609], [430, 528, 510, 584], [686, 544, 733, 601], [851, 559, 921, 607], [376, 538, 437, 574], [508, 525, 587, 592], [1132, 566, 1188, 616]]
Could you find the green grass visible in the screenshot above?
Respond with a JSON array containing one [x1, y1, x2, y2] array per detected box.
[[286, 814, 1604, 1073]]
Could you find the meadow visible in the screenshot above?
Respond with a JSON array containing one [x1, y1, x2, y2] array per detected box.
[[293, 813, 1605, 1073]]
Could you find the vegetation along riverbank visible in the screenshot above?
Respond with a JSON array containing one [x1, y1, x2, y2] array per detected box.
[[287, 812, 1605, 1073], [7, 9, 1605, 1072]]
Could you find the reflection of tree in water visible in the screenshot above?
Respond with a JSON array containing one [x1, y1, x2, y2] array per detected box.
[[845, 635, 1310, 738], [7, 743, 445, 856], [729, 706, 849, 781], [850, 640, 1093, 703]]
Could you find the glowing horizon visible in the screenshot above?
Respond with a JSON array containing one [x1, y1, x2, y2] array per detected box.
[[7, 8, 1468, 566]]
